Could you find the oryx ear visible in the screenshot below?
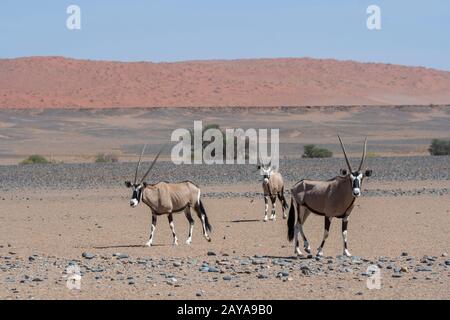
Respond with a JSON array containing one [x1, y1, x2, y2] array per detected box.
[[364, 169, 373, 177], [340, 169, 348, 176], [142, 182, 148, 188], [125, 181, 132, 188]]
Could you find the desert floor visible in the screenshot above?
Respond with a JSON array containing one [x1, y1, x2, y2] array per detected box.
[[0, 179, 449, 300]]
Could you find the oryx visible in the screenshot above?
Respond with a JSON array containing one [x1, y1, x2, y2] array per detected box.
[[125, 146, 212, 246], [287, 136, 372, 257], [257, 161, 288, 222]]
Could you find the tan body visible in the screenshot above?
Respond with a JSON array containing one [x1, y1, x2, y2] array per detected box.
[[290, 177, 355, 218], [142, 181, 201, 215]]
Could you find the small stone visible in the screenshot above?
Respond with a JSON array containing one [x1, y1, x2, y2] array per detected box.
[[208, 267, 219, 273], [223, 275, 232, 281], [207, 251, 216, 256], [400, 266, 408, 273], [401, 252, 408, 257], [392, 273, 403, 278], [355, 291, 363, 296], [257, 273, 269, 279], [173, 261, 182, 267], [113, 253, 129, 259], [82, 252, 96, 260], [442, 252, 448, 257], [196, 291, 203, 297], [444, 259, 450, 266]]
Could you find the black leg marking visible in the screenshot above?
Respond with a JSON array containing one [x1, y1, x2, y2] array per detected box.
[[317, 217, 331, 256]]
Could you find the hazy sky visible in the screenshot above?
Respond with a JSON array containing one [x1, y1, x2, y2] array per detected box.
[[0, 0, 449, 70]]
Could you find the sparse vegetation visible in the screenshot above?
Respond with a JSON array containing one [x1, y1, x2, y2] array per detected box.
[[302, 144, 333, 158], [187, 124, 250, 160], [366, 152, 379, 158], [20, 155, 53, 165], [428, 139, 450, 156], [95, 153, 119, 163]]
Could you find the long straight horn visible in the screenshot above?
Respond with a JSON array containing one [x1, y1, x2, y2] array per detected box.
[[139, 146, 165, 184], [338, 134, 352, 172], [358, 137, 368, 171], [134, 144, 147, 184]]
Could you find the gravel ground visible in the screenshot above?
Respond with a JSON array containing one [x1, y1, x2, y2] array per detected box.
[[1, 251, 449, 300], [0, 156, 449, 192]]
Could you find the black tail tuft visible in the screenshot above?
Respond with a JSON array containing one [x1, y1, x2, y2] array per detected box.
[[199, 200, 212, 232], [287, 197, 296, 241]]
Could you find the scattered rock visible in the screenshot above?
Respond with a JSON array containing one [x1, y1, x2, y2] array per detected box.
[[207, 251, 216, 256], [113, 253, 129, 259], [82, 252, 96, 260]]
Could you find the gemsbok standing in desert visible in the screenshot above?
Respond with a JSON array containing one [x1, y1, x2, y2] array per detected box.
[[287, 135, 372, 257], [125, 145, 212, 246], [257, 160, 289, 222]]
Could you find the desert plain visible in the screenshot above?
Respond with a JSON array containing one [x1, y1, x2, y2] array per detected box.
[[0, 105, 449, 300]]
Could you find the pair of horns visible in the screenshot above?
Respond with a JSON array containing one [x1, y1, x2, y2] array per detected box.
[[134, 145, 164, 184], [338, 135, 367, 172]]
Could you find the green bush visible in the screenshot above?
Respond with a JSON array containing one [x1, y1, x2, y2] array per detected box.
[[20, 155, 52, 165], [95, 153, 119, 163], [302, 144, 333, 158], [428, 139, 450, 156]]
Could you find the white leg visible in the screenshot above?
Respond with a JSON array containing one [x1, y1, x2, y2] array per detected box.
[[168, 214, 178, 246], [294, 223, 303, 256], [186, 223, 194, 245], [342, 217, 351, 257], [200, 215, 211, 242], [145, 214, 157, 247], [270, 199, 276, 221], [263, 196, 269, 222]]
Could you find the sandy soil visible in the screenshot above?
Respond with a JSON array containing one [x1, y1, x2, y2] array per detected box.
[[0, 181, 449, 300], [1, 57, 450, 108]]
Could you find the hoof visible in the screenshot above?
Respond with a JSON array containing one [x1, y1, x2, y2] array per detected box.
[[185, 239, 192, 245], [316, 251, 323, 257], [295, 248, 303, 256], [282, 214, 287, 220], [263, 217, 268, 222], [343, 249, 352, 257], [145, 241, 152, 247]]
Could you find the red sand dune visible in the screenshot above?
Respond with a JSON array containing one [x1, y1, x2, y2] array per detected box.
[[1, 56, 450, 108]]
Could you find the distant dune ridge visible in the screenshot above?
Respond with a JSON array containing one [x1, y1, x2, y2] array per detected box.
[[1, 56, 450, 108]]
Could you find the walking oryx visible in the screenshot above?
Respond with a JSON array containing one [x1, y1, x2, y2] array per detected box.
[[257, 161, 288, 222], [125, 146, 212, 246], [287, 135, 372, 257]]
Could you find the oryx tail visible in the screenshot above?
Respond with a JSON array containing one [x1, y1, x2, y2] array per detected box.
[[287, 197, 296, 241]]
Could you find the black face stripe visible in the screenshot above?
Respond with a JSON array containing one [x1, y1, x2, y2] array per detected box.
[[131, 184, 142, 202]]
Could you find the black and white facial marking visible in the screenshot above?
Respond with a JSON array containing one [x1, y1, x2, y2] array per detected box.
[[125, 181, 143, 207], [258, 165, 273, 184], [341, 169, 373, 197]]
